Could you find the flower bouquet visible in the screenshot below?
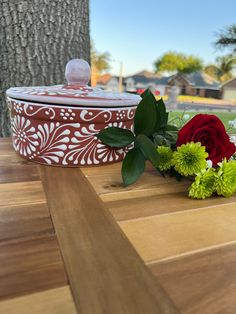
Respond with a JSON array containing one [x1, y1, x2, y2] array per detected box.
[[97, 90, 236, 199]]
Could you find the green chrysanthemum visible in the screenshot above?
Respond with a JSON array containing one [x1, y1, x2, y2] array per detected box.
[[173, 142, 208, 176], [189, 168, 216, 199], [156, 146, 173, 171], [215, 158, 236, 197]]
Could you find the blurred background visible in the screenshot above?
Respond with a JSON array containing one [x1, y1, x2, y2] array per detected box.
[[1, 0, 236, 135], [90, 0, 236, 129]]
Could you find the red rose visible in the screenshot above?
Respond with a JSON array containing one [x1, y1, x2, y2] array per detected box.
[[176, 114, 236, 166]]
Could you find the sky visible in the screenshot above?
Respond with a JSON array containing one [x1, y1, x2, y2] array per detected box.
[[90, 0, 236, 76]]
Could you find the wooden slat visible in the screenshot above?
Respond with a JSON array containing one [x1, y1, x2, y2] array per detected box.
[[0, 203, 53, 241], [0, 140, 20, 156], [0, 286, 77, 314], [0, 154, 28, 166], [106, 191, 236, 221], [0, 138, 13, 144], [4, 137, 236, 313], [0, 181, 46, 207], [82, 161, 125, 177], [0, 235, 67, 300], [0, 164, 40, 183], [0, 138, 14, 151], [40, 166, 180, 314], [0, 141, 69, 304], [0, 138, 29, 166], [81, 161, 154, 177], [119, 203, 236, 263], [86, 171, 190, 202], [149, 243, 236, 314]]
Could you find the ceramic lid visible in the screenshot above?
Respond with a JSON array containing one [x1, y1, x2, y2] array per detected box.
[[6, 59, 141, 107]]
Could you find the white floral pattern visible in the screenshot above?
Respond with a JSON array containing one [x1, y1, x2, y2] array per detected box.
[[62, 124, 127, 166], [8, 98, 135, 166], [14, 103, 23, 114], [11, 116, 39, 157], [24, 104, 56, 120], [60, 108, 76, 121]]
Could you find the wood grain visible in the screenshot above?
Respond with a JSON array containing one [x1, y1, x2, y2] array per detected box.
[[86, 170, 190, 202], [0, 235, 67, 299], [0, 154, 28, 166], [0, 139, 28, 165], [149, 243, 236, 314], [4, 137, 236, 313], [0, 181, 46, 207], [83, 157, 236, 314], [0, 140, 70, 307], [106, 191, 236, 221], [0, 164, 40, 183], [40, 166, 180, 314], [81, 160, 154, 177], [0, 286, 77, 314], [0, 203, 53, 241], [0, 140, 21, 156], [119, 203, 236, 263], [0, 138, 14, 149]]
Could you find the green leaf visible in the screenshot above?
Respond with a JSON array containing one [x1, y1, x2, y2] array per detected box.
[[165, 124, 179, 132], [135, 134, 160, 168], [97, 127, 135, 148], [140, 89, 156, 101], [134, 89, 157, 136], [158, 106, 168, 128], [165, 131, 178, 143], [156, 98, 166, 116], [153, 107, 162, 131], [162, 112, 169, 127], [154, 98, 169, 131], [153, 134, 166, 146], [122, 148, 146, 186]]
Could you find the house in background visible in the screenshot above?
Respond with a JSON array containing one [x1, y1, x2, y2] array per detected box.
[[96, 73, 115, 91], [95, 74, 120, 92], [124, 70, 169, 96], [95, 70, 222, 99], [167, 72, 220, 98], [95, 70, 168, 94], [221, 77, 236, 101]]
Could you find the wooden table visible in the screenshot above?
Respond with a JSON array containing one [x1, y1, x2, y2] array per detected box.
[[1, 137, 236, 314]]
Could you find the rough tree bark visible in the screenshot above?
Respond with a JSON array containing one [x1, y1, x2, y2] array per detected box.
[[0, 0, 90, 137]]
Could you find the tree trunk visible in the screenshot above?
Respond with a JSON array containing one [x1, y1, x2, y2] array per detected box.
[[0, 0, 90, 137]]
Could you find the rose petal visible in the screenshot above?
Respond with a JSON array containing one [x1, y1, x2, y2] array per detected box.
[[177, 114, 236, 166]]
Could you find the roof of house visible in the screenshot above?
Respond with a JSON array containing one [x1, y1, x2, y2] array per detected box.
[[96, 74, 112, 85], [221, 77, 236, 89], [132, 70, 162, 78], [125, 75, 169, 86], [96, 71, 221, 90], [169, 72, 220, 90]]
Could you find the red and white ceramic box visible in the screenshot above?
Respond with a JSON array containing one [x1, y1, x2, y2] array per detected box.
[[6, 59, 141, 167]]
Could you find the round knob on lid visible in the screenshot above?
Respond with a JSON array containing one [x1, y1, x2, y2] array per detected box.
[[65, 59, 90, 86]]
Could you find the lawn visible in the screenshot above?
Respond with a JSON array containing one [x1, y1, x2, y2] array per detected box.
[[157, 95, 236, 105], [159, 95, 221, 103], [169, 111, 236, 132]]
